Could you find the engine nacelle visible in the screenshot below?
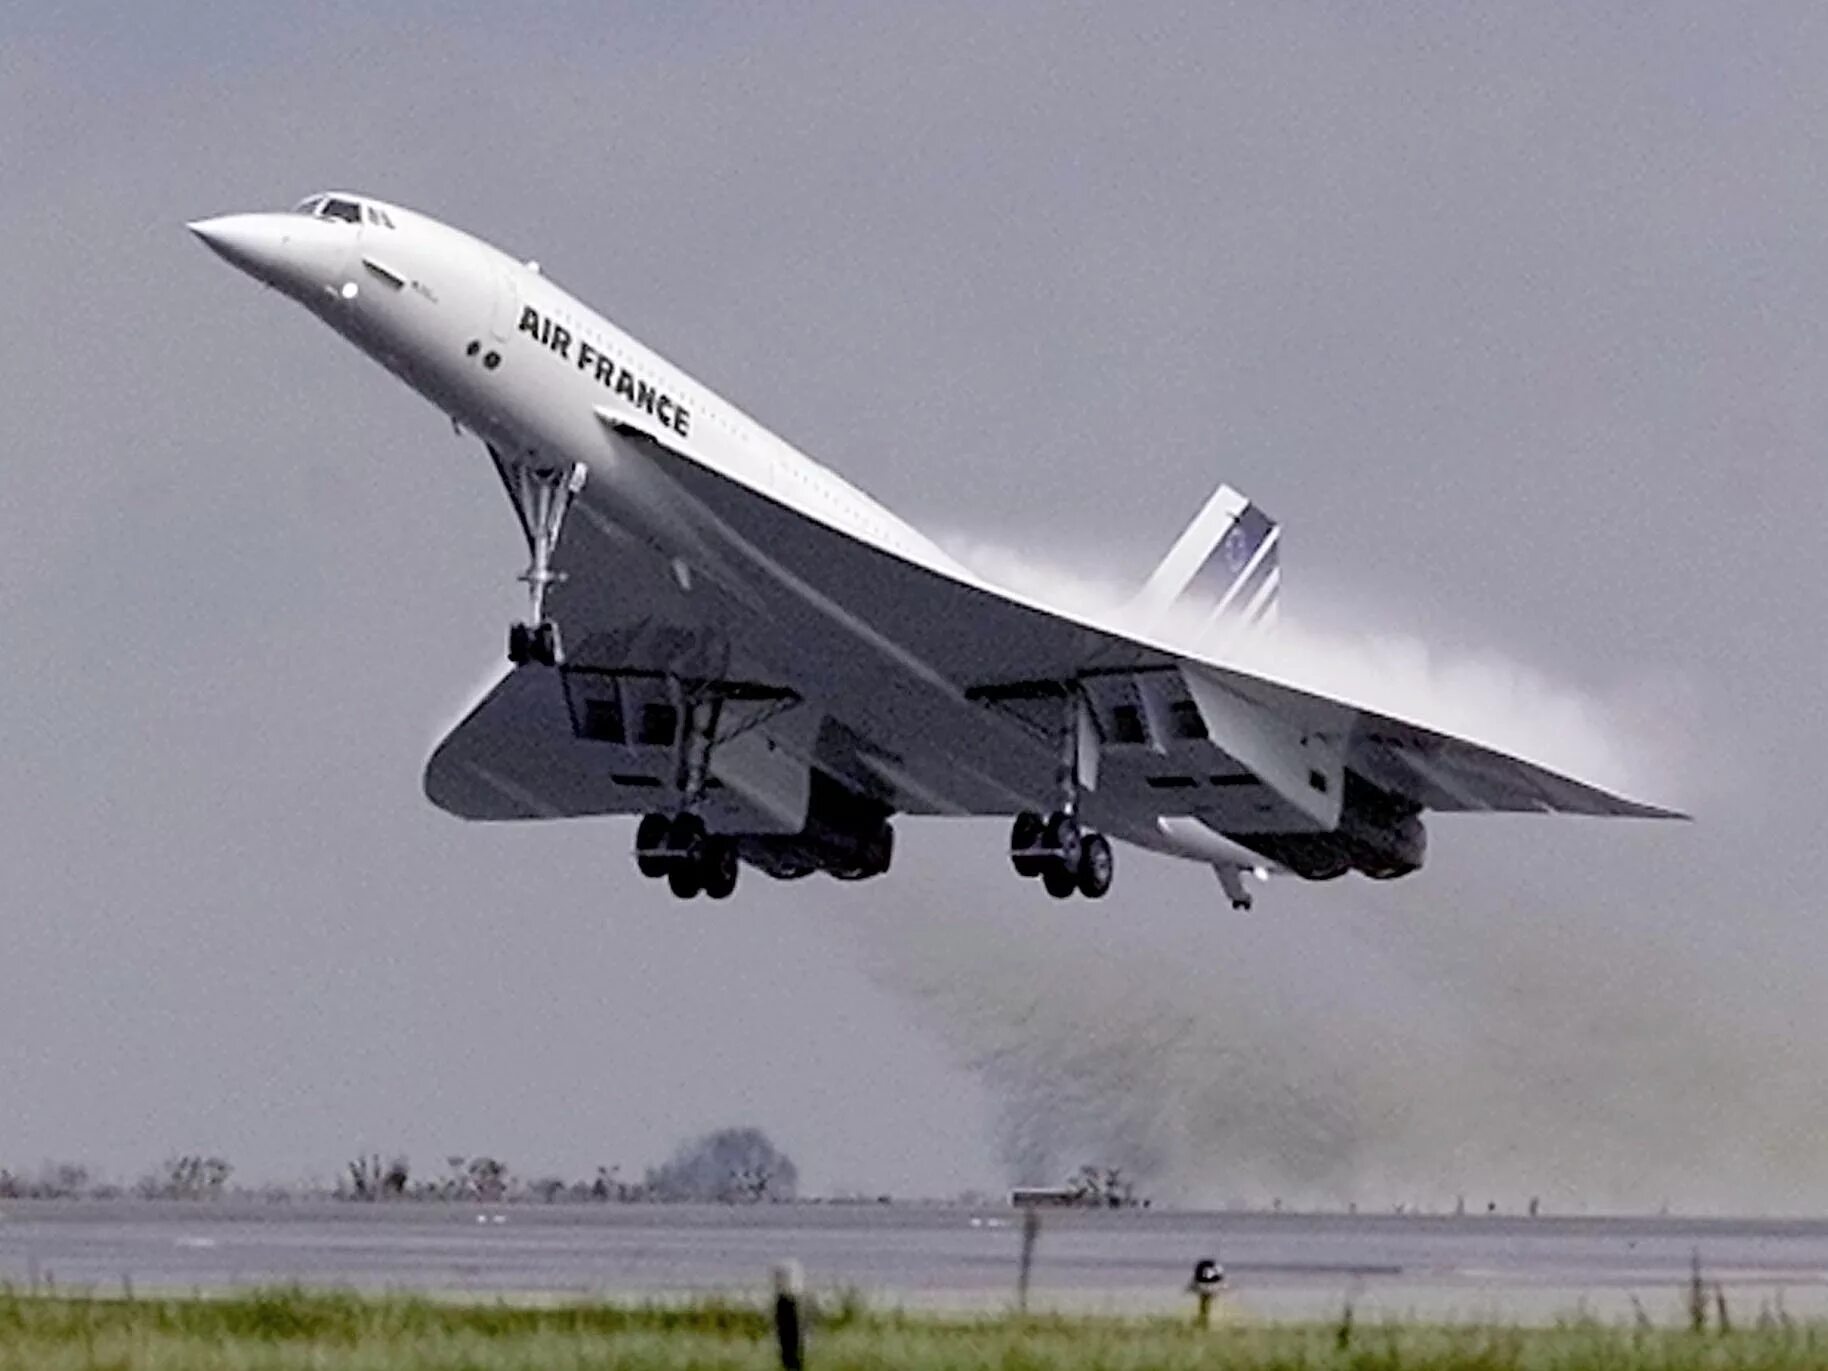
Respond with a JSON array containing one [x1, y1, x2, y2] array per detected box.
[[1336, 779, 1426, 879], [1227, 775, 1426, 883], [740, 770, 895, 882]]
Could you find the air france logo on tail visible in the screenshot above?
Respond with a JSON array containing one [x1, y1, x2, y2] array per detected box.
[[518, 305, 691, 438], [1131, 484, 1281, 641], [1186, 501, 1279, 628]]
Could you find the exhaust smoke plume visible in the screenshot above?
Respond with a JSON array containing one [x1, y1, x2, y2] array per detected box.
[[847, 536, 1792, 1214]]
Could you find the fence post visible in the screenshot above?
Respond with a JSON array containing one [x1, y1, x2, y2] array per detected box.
[[773, 1259, 805, 1370], [1688, 1249, 1708, 1334]]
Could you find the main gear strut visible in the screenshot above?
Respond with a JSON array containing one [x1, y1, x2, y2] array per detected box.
[[633, 683, 742, 901], [1007, 680, 1115, 899]]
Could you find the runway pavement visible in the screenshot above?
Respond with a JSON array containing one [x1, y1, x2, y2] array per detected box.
[[4, 1199, 1828, 1321]]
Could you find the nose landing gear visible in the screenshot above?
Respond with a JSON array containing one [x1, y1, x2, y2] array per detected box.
[[493, 449, 587, 667]]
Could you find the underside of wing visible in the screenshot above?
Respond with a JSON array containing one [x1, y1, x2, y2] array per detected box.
[[601, 413, 1680, 829], [425, 620, 812, 829], [426, 665, 642, 821]]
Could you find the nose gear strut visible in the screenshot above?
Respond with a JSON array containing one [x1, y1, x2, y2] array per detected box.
[[491, 446, 587, 666]]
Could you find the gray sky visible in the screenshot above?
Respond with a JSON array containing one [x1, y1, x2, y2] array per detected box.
[[1, 1, 1822, 1209]]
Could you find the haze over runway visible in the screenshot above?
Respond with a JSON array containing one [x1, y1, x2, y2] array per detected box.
[[1, 3, 1823, 1212]]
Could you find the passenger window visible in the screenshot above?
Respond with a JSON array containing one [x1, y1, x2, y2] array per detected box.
[[320, 198, 361, 223]]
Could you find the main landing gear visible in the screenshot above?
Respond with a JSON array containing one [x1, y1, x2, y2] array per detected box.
[[632, 686, 742, 900], [1007, 683, 1114, 900], [635, 813, 739, 900], [1010, 810, 1114, 899], [497, 452, 587, 667]]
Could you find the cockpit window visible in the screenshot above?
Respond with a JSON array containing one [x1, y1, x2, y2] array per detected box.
[[291, 193, 391, 226]]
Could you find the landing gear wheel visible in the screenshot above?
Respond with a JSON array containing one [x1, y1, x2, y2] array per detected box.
[[1041, 863, 1078, 899], [1076, 832, 1114, 899], [635, 814, 670, 878], [507, 620, 559, 666], [666, 861, 703, 900], [667, 812, 706, 864], [1010, 810, 1046, 877], [1043, 812, 1082, 873], [701, 838, 739, 900]]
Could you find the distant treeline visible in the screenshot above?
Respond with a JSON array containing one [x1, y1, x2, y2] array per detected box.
[[0, 1127, 801, 1205], [0, 1156, 233, 1202]]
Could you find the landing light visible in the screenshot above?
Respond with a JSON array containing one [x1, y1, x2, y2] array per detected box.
[[1252, 866, 1270, 882], [339, 281, 359, 300]]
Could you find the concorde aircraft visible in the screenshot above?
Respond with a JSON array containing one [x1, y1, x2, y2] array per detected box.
[[189, 192, 1679, 907]]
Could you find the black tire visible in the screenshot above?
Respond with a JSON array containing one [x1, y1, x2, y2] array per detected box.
[[634, 813, 670, 878], [507, 623, 530, 664], [667, 862, 703, 899], [668, 812, 707, 860], [532, 622, 559, 666], [701, 839, 739, 900], [1010, 810, 1046, 877], [1043, 811, 1082, 872], [1041, 863, 1077, 899], [1076, 832, 1114, 899]]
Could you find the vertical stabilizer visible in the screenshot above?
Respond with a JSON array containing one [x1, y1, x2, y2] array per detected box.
[[1132, 484, 1280, 641]]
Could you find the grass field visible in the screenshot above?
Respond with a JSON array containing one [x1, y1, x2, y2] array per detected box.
[[5, 1287, 1828, 1370]]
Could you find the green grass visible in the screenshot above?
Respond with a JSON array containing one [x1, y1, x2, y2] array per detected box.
[[4, 1287, 1828, 1370]]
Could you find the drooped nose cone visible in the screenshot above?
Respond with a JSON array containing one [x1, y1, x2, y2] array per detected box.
[[188, 212, 351, 302]]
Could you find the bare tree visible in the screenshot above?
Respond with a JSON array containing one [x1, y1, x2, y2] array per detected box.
[[344, 1154, 410, 1200]]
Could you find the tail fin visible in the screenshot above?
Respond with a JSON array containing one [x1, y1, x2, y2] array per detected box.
[[1132, 484, 1280, 640]]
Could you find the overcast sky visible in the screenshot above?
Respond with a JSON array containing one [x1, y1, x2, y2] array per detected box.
[[1, 2, 1822, 1210]]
